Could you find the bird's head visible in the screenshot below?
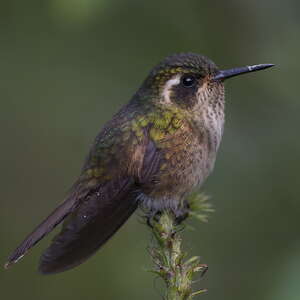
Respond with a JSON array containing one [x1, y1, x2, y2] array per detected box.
[[137, 52, 274, 112]]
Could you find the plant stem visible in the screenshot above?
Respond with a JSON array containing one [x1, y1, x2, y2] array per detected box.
[[148, 192, 212, 299]]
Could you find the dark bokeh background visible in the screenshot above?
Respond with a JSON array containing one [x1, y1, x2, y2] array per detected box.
[[1, 1, 299, 299]]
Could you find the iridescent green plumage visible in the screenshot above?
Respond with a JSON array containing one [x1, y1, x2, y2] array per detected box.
[[5, 52, 274, 274], [6, 53, 223, 274]]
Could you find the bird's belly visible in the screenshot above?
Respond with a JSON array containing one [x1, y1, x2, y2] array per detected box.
[[140, 142, 217, 212], [164, 146, 216, 193]]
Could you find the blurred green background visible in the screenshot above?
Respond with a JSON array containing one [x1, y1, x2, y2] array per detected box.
[[1, 0, 299, 299]]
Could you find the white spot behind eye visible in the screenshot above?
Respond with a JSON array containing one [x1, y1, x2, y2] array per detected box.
[[161, 75, 181, 104]]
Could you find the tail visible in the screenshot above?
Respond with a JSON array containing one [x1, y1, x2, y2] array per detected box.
[[5, 177, 137, 274], [38, 177, 137, 274], [4, 196, 77, 269]]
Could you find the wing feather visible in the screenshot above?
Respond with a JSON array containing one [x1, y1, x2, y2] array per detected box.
[[39, 177, 137, 274]]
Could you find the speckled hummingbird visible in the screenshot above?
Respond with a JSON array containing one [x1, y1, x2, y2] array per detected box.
[[5, 53, 274, 274]]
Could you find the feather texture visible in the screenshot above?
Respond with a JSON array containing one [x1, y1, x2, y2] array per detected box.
[[39, 177, 137, 274], [5, 53, 228, 273], [5, 195, 78, 269]]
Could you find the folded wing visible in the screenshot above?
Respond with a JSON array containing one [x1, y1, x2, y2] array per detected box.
[[39, 177, 137, 274]]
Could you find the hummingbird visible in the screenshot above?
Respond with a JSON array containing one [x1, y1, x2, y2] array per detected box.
[[5, 53, 274, 274]]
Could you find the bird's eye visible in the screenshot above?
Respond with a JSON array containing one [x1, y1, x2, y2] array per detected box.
[[181, 75, 196, 88]]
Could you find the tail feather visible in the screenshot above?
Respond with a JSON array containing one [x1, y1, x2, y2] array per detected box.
[[5, 176, 137, 273], [5, 196, 77, 269], [39, 178, 137, 274]]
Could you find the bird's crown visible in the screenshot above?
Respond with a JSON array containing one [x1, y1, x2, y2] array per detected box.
[[150, 52, 219, 79]]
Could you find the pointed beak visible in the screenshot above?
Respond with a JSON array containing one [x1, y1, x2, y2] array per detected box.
[[213, 64, 275, 81]]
